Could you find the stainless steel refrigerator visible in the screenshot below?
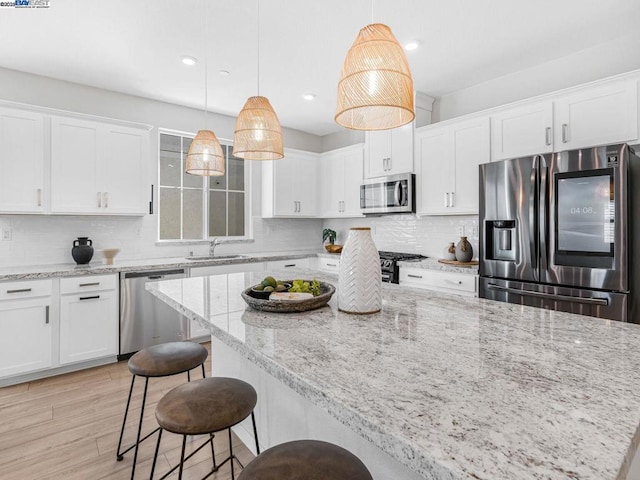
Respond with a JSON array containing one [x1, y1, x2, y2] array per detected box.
[[479, 143, 640, 322]]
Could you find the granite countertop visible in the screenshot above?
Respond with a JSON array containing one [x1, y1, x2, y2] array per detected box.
[[0, 251, 318, 281], [398, 257, 479, 275], [147, 269, 640, 480]]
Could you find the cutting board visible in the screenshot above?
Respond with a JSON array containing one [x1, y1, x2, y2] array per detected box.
[[438, 259, 479, 267]]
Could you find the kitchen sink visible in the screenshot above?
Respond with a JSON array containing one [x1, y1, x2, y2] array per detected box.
[[184, 254, 247, 261]]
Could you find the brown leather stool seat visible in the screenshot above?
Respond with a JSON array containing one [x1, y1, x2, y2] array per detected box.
[[150, 377, 260, 480], [116, 341, 208, 479], [237, 440, 373, 480]]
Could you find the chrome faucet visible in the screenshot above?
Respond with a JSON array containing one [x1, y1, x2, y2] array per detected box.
[[209, 238, 221, 256]]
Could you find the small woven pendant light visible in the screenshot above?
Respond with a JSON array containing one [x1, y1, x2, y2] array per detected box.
[[233, 0, 284, 160], [185, 0, 225, 176], [233, 96, 284, 160], [335, 23, 415, 131]]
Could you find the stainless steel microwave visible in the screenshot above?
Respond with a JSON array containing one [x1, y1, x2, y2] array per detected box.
[[360, 173, 415, 215]]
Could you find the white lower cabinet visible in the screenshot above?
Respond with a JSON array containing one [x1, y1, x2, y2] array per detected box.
[[59, 275, 118, 365], [316, 256, 340, 274], [0, 279, 53, 377], [399, 268, 477, 296]]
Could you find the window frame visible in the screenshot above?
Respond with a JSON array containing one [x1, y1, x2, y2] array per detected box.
[[156, 128, 253, 244]]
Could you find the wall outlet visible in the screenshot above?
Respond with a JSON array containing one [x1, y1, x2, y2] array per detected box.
[[456, 225, 465, 236], [1, 227, 12, 241]]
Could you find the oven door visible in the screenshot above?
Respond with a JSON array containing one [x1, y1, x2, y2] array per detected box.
[[360, 173, 414, 214], [542, 144, 629, 292]]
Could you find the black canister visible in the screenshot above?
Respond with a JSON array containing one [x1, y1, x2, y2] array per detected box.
[[72, 237, 94, 265]]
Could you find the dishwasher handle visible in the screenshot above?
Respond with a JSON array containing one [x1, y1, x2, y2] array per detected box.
[[123, 269, 186, 279]]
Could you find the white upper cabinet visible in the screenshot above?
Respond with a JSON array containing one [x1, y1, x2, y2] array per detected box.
[[262, 149, 318, 218], [491, 101, 554, 161], [51, 116, 150, 215], [319, 144, 364, 218], [0, 108, 46, 213], [417, 116, 490, 215], [365, 122, 414, 178], [554, 79, 638, 150]]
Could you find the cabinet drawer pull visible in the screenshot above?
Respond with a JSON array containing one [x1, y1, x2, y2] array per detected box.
[[79, 282, 100, 287], [37, 188, 42, 207], [444, 279, 463, 285], [284, 264, 296, 268], [79, 295, 100, 301], [7, 288, 32, 294], [545, 127, 552, 146], [326, 263, 337, 267], [407, 274, 423, 279], [97, 192, 102, 208], [562, 123, 568, 143], [450, 192, 455, 207], [103, 192, 109, 208], [444, 192, 449, 207], [45, 305, 49, 324]]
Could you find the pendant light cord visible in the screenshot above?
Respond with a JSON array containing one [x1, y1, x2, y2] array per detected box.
[[204, 0, 208, 129], [257, 0, 260, 96]]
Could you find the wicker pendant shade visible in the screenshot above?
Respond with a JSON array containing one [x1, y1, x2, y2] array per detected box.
[[185, 130, 225, 176], [335, 23, 415, 131], [233, 96, 284, 160]]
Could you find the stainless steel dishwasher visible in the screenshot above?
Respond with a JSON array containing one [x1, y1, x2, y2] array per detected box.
[[119, 269, 188, 359]]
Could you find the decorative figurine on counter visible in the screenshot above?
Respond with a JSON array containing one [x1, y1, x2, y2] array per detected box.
[[455, 236, 473, 263], [71, 236, 94, 265]]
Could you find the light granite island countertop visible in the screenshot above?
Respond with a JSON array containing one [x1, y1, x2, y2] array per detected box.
[[147, 269, 640, 480]]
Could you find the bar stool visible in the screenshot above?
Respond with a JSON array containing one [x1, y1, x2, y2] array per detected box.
[[237, 439, 373, 480], [116, 341, 208, 479], [150, 376, 260, 480]]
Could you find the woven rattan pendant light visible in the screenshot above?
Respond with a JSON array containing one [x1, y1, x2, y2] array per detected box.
[[335, 23, 415, 131], [233, 0, 284, 160], [185, 0, 224, 176]]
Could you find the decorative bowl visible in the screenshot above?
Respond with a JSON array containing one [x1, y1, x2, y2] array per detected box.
[[324, 244, 343, 254], [242, 281, 336, 313], [250, 283, 291, 300]]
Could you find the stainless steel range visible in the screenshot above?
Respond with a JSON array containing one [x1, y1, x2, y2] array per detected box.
[[379, 251, 426, 283]]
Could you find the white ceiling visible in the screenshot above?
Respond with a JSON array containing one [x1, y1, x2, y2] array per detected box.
[[1, 0, 639, 136]]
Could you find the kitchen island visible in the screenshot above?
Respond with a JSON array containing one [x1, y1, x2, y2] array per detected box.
[[147, 269, 640, 480]]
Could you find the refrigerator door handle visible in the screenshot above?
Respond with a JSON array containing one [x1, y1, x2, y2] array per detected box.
[[539, 156, 549, 271], [529, 156, 539, 278], [486, 283, 609, 306]]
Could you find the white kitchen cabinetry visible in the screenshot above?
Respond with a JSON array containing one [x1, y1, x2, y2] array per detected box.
[[0, 279, 53, 377], [365, 123, 414, 178], [59, 274, 118, 365], [317, 256, 340, 274], [50, 116, 149, 215], [417, 116, 490, 215], [265, 258, 310, 272], [554, 79, 638, 150], [399, 268, 477, 297], [319, 144, 364, 218], [262, 150, 318, 217], [491, 101, 553, 161], [0, 108, 46, 213]]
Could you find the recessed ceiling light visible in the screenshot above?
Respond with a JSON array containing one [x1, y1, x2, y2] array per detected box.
[[219, 70, 230, 76], [303, 93, 316, 101], [404, 41, 420, 51], [181, 56, 197, 66]]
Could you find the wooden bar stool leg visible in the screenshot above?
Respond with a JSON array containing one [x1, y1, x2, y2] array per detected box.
[[116, 374, 136, 461], [149, 428, 163, 480], [251, 412, 260, 455], [228, 428, 235, 480], [130, 377, 149, 480]]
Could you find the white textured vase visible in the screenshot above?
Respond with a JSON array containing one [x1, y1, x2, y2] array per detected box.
[[338, 227, 382, 314]]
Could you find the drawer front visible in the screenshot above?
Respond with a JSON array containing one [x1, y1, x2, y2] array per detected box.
[[318, 257, 340, 273], [0, 279, 53, 300], [400, 268, 476, 294], [60, 274, 117, 294]]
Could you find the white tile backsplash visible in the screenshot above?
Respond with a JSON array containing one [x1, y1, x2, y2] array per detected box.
[[323, 214, 479, 260]]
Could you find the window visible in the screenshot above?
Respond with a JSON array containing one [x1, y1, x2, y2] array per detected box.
[[158, 132, 248, 241]]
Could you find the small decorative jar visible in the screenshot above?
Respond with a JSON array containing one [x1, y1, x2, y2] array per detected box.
[[442, 242, 456, 261], [338, 228, 382, 314], [455, 236, 473, 263], [71, 237, 94, 265]]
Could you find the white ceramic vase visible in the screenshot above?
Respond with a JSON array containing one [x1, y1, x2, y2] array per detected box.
[[338, 227, 382, 314]]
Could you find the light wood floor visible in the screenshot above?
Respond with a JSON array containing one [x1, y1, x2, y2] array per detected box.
[[0, 343, 254, 480]]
